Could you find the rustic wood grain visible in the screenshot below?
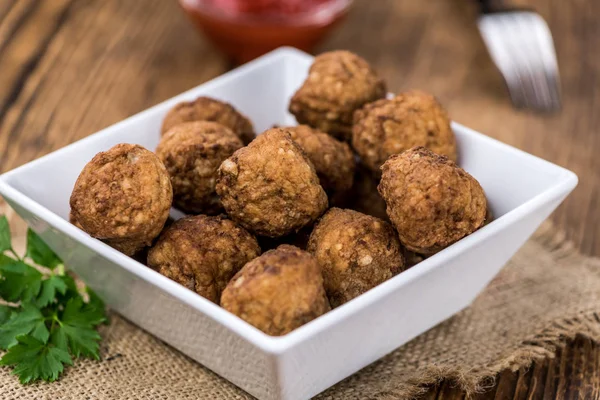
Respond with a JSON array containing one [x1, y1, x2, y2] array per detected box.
[[512, 367, 532, 400], [0, 0, 599, 398], [0, 1, 15, 22], [525, 359, 549, 399]]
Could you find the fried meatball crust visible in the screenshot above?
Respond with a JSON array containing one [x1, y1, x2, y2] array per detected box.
[[378, 147, 486, 255], [70, 144, 172, 256], [308, 208, 404, 307], [289, 51, 386, 140], [147, 215, 260, 303], [216, 128, 328, 237], [346, 162, 389, 221], [256, 226, 313, 253], [161, 96, 255, 144], [69, 210, 84, 230], [352, 90, 457, 173], [221, 245, 330, 336], [156, 121, 243, 215], [286, 125, 355, 195]]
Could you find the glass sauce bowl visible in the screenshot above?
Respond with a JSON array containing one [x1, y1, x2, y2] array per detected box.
[[179, 0, 352, 63]]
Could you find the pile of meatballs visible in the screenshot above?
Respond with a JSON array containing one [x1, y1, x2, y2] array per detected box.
[[69, 50, 488, 336]]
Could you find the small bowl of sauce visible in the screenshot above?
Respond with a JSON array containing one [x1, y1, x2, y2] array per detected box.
[[179, 0, 352, 63]]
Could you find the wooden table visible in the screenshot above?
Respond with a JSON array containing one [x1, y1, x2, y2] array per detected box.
[[0, 0, 598, 398]]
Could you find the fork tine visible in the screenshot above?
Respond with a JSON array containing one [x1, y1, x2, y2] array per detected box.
[[477, 10, 561, 112], [545, 71, 562, 110], [499, 14, 530, 108], [514, 12, 559, 111], [507, 70, 526, 109], [522, 68, 538, 110]]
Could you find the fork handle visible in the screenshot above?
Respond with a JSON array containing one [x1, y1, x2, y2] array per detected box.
[[477, 0, 505, 13]]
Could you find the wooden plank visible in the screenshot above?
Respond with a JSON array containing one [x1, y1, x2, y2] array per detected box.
[[0, 0, 15, 21], [542, 346, 560, 399], [0, 0, 226, 172], [0, 0, 33, 53], [525, 359, 549, 400], [512, 367, 533, 400], [493, 369, 518, 400], [436, 380, 465, 400], [421, 384, 441, 400], [0, 0, 72, 121], [565, 335, 600, 399]]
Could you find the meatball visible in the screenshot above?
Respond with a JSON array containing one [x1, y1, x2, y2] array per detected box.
[[156, 121, 243, 215], [221, 245, 330, 336], [161, 96, 255, 144], [378, 147, 486, 255], [484, 207, 494, 227], [308, 208, 405, 307], [346, 163, 389, 221], [289, 51, 386, 141], [147, 215, 260, 303], [403, 250, 426, 268], [69, 144, 172, 256], [256, 226, 313, 253], [69, 210, 84, 230], [286, 125, 355, 196], [216, 128, 328, 237], [352, 90, 457, 173]]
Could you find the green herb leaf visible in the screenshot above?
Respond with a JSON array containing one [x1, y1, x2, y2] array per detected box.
[[30, 320, 50, 344], [50, 325, 68, 352], [61, 298, 105, 326], [0, 335, 72, 384], [0, 253, 17, 268], [0, 305, 15, 324], [0, 257, 26, 273], [59, 298, 103, 359], [0, 214, 107, 383], [0, 216, 11, 253], [83, 289, 107, 326], [54, 274, 79, 301], [0, 262, 43, 303], [87, 288, 105, 312], [0, 304, 47, 350], [26, 229, 62, 269], [55, 324, 101, 360], [36, 276, 68, 308]]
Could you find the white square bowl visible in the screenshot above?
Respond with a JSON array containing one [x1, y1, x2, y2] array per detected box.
[[0, 48, 577, 400]]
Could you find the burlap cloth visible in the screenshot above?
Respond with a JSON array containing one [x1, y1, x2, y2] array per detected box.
[[1, 223, 600, 399]]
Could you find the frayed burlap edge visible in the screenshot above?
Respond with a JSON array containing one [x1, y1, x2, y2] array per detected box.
[[362, 224, 600, 400], [371, 311, 600, 400]]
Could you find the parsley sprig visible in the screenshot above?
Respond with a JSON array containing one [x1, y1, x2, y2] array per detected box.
[[0, 215, 106, 383]]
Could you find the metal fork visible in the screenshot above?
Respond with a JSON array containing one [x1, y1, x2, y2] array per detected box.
[[476, 0, 561, 112]]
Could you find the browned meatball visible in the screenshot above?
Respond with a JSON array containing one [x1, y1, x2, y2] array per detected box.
[[352, 90, 457, 173], [346, 162, 389, 221], [378, 147, 486, 255], [256, 226, 313, 252], [147, 215, 260, 303], [69, 210, 84, 230], [69, 144, 172, 256], [289, 51, 386, 141], [484, 207, 494, 227], [403, 249, 426, 268], [161, 96, 255, 144], [286, 125, 355, 196], [156, 121, 243, 215], [216, 128, 328, 237], [221, 245, 330, 336], [308, 208, 405, 307]]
